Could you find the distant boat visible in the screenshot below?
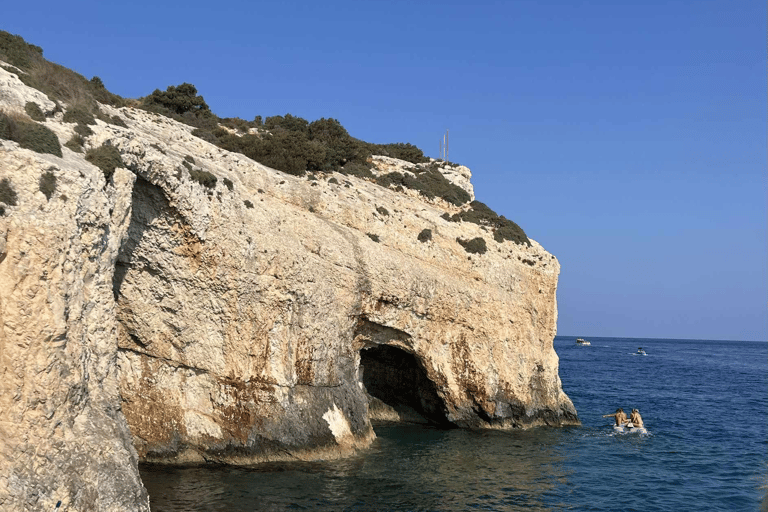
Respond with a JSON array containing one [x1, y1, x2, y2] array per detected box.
[[636, 347, 647, 356], [576, 338, 591, 346]]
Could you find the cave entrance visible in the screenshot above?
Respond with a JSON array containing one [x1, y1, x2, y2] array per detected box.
[[359, 345, 451, 427]]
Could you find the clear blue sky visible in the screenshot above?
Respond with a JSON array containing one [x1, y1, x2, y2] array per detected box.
[[4, 1, 765, 341]]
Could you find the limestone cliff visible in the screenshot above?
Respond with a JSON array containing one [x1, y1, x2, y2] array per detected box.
[[0, 63, 577, 510], [0, 70, 149, 510]]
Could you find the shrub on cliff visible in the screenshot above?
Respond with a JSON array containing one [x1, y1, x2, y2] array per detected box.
[[1, 31, 124, 110], [108, 115, 128, 128], [24, 102, 45, 121], [0, 177, 19, 206], [189, 168, 218, 189], [376, 142, 430, 164], [0, 111, 62, 157], [63, 105, 96, 126], [308, 118, 370, 172], [74, 122, 93, 137], [265, 113, 309, 134], [64, 134, 84, 153], [417, 228, 432, 243], [88, 76, 124, 107], [457, 236, 487, 254], [141, 83, 211, 117], [220, 117, 251, 133], [39, 169, 56, 200], [339, 161, 374, 179], [443, 200, 530, 247], [85, 143, 124, 180], [0, 31, 43, 69], [194, 127, 325, 176], [375, 165, 470, 207]]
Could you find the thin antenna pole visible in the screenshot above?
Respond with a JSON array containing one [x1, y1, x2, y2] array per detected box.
[[446, 129, 449, 162]]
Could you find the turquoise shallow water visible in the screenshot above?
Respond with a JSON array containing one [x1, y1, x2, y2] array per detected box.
[[140, 337, 768, 511]]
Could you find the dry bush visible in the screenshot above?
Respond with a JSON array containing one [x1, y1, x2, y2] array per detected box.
[[0, 177, 19, 206], [0, 108, 62, 157], [39, 169, 56, 199], [85, 143, 124, 181]]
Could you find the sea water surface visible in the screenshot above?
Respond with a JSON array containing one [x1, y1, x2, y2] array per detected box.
[[140, 337, 768, 511]]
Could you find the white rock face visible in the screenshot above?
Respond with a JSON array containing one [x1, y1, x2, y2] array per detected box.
[[0, 147, 149, 509], [0, 65, 577, 507], [0, 62, 57, 115]]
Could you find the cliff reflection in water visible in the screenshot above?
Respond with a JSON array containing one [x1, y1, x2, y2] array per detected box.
[[141, 424, 572, 511]]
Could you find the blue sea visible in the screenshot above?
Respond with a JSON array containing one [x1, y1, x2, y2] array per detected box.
[[140, 337, 768, 511]]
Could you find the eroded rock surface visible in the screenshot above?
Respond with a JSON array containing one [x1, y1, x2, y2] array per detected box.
[[0, 64, 577, 508], [0, 147, 149, 509], [103, 104, 578, 465]]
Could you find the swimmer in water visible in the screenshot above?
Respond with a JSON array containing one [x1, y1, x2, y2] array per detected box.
[[602, 408, 628, 426], [629, 408, 643, 428]]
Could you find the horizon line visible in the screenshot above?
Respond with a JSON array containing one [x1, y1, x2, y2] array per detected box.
[[556, 334, 767, 343]]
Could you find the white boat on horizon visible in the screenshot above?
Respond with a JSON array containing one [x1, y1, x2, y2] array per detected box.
[[576, 338, 591, 346]]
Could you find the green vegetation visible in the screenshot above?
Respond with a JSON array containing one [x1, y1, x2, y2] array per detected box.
[[24, 102, 45, 121], [376, 206, 389, 216], [0, 31, 531, 243], [0, 31, 42, 69], [223, 178, 234, 191], [0, 31, 124, 129], [73, 123, 93, 137], [39, 169, 56, 199], [0, 111, 62, 157], [443, 200, 530, 246], [62, 106, 96, 125], [88, 76, 123, 107], [189, 168, 217, 189], [367, 233, 381, 243], [64, 134, 84, 152], [85, 143, 124, 180], [374, 163, 471, 206], [109, 115, 127, 128], [457, 236, 487, 254], [0, 177, 19, 206], [140, 83, 216, 132], [377, 143, 429, 164], [244, 199, 254, 209], [417, 228, 432, 243]]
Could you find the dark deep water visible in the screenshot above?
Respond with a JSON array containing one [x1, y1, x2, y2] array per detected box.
[[140, 337, 768, 511]]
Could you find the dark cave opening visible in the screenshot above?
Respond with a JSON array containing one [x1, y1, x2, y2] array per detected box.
[[359, 345, 451, 427]]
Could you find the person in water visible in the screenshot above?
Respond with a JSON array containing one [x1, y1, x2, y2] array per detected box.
[[603, 408, 627, 426], [628, 408, 643, 428]]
